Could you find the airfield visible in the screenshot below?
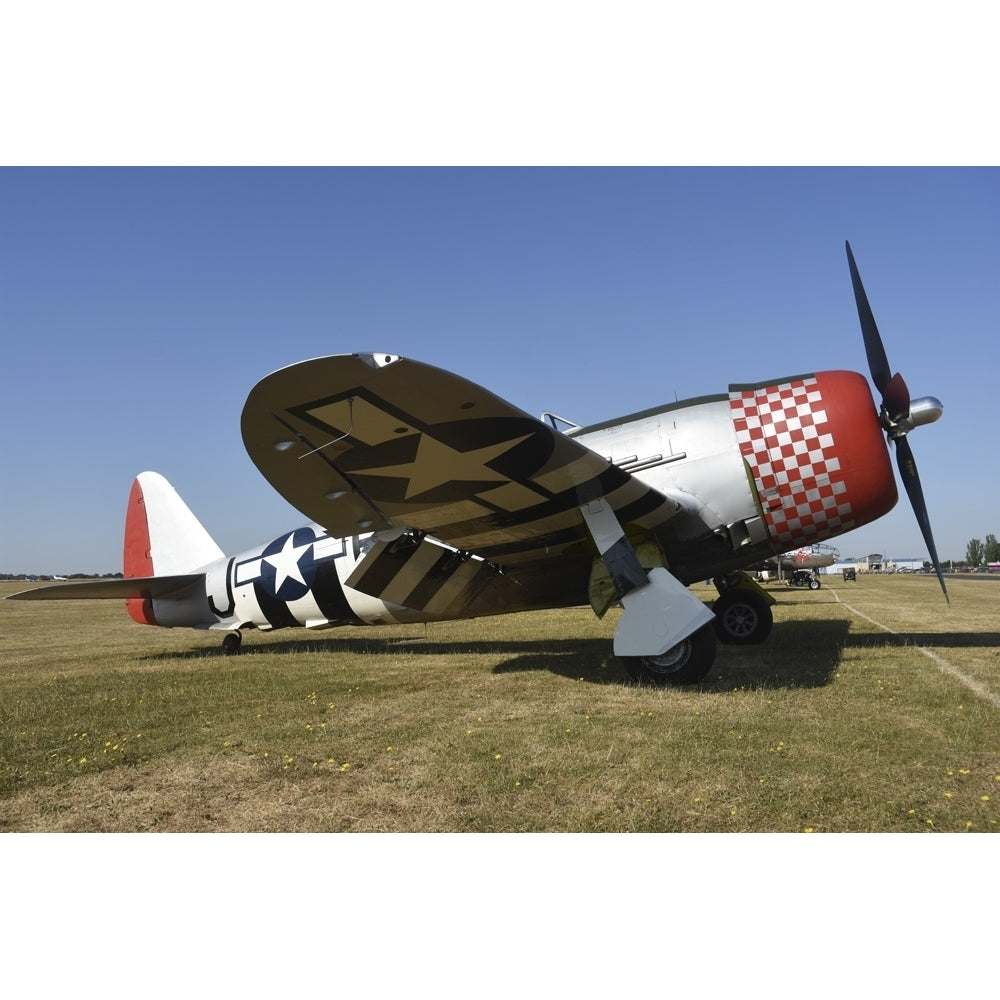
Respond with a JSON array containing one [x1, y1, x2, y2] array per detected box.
[[1, 575, 997, 833]]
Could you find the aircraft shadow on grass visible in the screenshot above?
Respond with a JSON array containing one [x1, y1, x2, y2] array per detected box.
[[143, 618, 890, 692]]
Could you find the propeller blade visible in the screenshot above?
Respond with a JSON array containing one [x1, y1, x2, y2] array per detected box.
[[846, 241, 891, 395], [894, 434, 949, 602], [883, 371, 911, 426]]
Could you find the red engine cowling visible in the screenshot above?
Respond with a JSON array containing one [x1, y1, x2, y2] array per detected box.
[[729, 370, 897, 552]]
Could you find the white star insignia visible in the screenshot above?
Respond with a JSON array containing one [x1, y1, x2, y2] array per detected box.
[[264, 534, 312, 592]]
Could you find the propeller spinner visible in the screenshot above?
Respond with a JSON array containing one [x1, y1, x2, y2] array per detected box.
[[845, 241, 948, 601]]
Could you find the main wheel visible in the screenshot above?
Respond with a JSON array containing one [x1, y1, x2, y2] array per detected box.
[[622, 623, 717, 686], [222, 632, 242, 656], [809, 577, 821, 590], [712, 589, 773, 645]]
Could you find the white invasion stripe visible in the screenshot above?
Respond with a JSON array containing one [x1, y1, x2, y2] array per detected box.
[[831, 588, 1000, 710], [287, 590, 327, 628]]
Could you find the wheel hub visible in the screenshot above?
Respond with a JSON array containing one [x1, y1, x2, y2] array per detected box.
[[722, 604, 757, 637], [643, 639, 691, 674]]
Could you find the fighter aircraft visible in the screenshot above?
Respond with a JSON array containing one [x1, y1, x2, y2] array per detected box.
[[8, 243, 947, 685], [754, 542, 840, 585], [771, 544, 841, 572]]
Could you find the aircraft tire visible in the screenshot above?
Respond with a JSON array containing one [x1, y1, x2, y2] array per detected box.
[[809, 578, 821, 590], [712, 589, 773, 645], [622, 623, 716, 686], [222, 632, 242, 656]]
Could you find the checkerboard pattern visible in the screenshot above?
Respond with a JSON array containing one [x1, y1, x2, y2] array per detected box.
[[730, 376, 855, 549]]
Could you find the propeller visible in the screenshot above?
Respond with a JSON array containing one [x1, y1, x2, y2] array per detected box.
[[845, 241, 948, 601]]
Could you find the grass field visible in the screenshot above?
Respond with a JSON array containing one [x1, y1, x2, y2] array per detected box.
[[2, 575, 998, 832]]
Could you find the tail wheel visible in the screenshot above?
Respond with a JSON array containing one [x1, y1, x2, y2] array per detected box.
[[712, 589, 773, 645], [222, 632, 243, 656], [622, 623, 717, 686]]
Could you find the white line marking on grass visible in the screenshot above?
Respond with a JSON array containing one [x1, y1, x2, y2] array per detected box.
[[829, 587, 1000, 709]]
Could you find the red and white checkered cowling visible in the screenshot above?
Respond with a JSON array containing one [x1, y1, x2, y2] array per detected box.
[[729, 371, 897, 551]]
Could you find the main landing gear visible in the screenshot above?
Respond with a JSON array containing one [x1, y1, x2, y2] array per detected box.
[[623, 572, 776, 685], [621, 622, 717, 686], [711, 572, 774, 645]]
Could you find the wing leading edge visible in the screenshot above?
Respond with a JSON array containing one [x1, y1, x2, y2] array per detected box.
[[241, 353, 681, 569]]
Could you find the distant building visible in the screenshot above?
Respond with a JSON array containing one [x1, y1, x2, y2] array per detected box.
[[886, 558, 925, 572]]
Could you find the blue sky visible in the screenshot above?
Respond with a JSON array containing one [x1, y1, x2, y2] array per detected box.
[[2, 167, 997, 574]]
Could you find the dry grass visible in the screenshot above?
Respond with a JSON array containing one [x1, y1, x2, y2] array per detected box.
[[2, 576, 999, 832]]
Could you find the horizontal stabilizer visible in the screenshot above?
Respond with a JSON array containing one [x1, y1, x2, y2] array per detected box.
[[6, 574, 205, 602]]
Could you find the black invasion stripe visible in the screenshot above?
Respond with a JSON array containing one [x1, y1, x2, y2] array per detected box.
[[472, 520, 601, 563], [351, 539, 421, 598], [395, 468, 639, 556], [253, 583, 300, 630], [613, 488, 673, 526], [310, 560, 362, 625], [400, 549, 462, 611], [431, 486, 673, 563]]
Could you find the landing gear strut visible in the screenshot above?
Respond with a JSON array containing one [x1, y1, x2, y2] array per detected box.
[[579, 499, 716, 685], [222, 631, 243, 656]]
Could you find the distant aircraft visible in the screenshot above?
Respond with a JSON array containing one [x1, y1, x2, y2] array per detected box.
[[8, 244, 947, 685], [771, 544, 840, 572], [754, 543, 840, 585]]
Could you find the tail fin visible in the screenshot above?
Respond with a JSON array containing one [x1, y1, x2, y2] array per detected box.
[[124, 472, 224, 577], [124, 472, 223, 626]]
